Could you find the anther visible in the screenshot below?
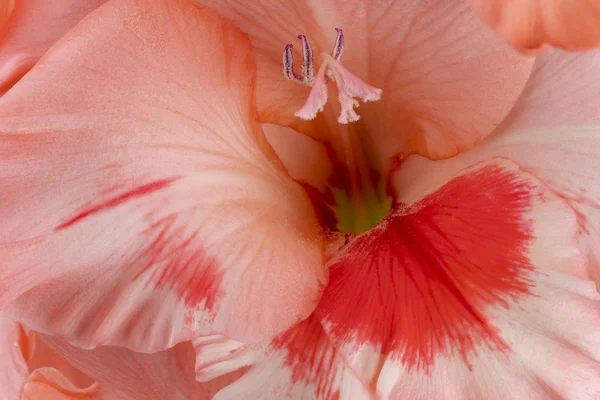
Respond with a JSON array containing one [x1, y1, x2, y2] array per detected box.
[[331, 28, 344, 61], [283, 44, 303, 84], [284, 29, 382, 124], [298, 34, 315, 86]]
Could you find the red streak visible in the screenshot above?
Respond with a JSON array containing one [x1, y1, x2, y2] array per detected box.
[[271, 316, 342, 399], [133, 214, 224, 315], [56, 177, 181, 230], [55, 176, 223, 314], [316, 163, 536, 371]]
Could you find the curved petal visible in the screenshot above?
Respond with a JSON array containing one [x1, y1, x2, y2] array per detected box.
[[315, 158, 589, 397], [26, 330, 96, 392], [41, 335, 227, 400], [0, 317, 100, 400], [263, 123, 333, 191], [0, 0, 107, 95], [0, 317, 28, 399], [383, 270, 600, 399], [470, 0, 600, 52], [194, 316, 373, 400], [394, 49, 600, 286], [0, 0, 325, 352], [22, 370, 100, 400], [196, 0, 534, 160], [498, 49, 600, 132]]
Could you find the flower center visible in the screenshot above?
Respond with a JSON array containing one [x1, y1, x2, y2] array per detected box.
[[283, 30, 391, 234]]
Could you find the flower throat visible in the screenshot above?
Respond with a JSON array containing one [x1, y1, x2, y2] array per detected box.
[[284, 29, 392, 234]]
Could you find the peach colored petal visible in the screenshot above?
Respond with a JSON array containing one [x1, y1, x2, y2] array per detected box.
[[0, 317, 100, 400], [0, 0, 325, 354], [263, 123, 333, 191], [0, 0, 14, 30], [22, 370, 101, 400], [196, 0, 534, 160], [0, 317, 28, 399], [0, 0, 107, 95], [42, 334, 240, 400], [26, 331, 96, 391], [470, 0, 600, 52], [498, 49, 600, 133]]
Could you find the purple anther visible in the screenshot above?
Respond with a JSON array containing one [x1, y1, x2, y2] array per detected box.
[[283, 43, 303, 83], [297, 34, 315, 86], [331, 28, 344, 61]]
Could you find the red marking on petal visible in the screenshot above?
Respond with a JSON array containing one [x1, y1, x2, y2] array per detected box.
[[56, 176, 223, 316], [56, 177, 181, 230], [317, 164, 535, 371], [133, 214, 224, 316], [271, 316, 341, 400]]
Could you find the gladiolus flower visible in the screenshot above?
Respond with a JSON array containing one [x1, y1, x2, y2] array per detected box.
[[1, 0, 599, 399]]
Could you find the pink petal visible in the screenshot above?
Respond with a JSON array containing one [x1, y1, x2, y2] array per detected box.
[[394, 49, 600, 287], [0, 317, 100, 400], [41, 334, 235, 400], [0, 0, 325, 352], [22, 370, 100, 400], [316, 159, 587, 396], [470, 0, 600, 52], [0, 317, 29, 399], [262, 123, 333, 192], [499, 49, 600, 133], [0, 0, 107, 94], [385, 269, 600, 399], [196, 0, 534, 159], [194, 316, 373, 400]]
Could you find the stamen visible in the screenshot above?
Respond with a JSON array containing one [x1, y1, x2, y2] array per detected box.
[[327, 28, 344, 81], [283, 44, 303, 84], [298, 34, 315, 87], [283, 29, 382, 124], [331, 28, 344, 61]]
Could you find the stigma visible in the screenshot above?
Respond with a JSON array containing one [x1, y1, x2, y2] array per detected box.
[[282, 29, 382, 124]]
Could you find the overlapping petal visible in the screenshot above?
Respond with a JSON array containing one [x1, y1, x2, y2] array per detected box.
[[0, 0, 107, 95], [0, 0, 325, 354], [196, 0, 534, 160], [377, 49, 600, 398], [0, 317, 29, 399], [0, 317, 100, 400], [42, 334, 241, 400], [394, 49, 600, 287], [194, 316, 373, 399], [197, 155, 597, 399], [470, 0, 600, 52]]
